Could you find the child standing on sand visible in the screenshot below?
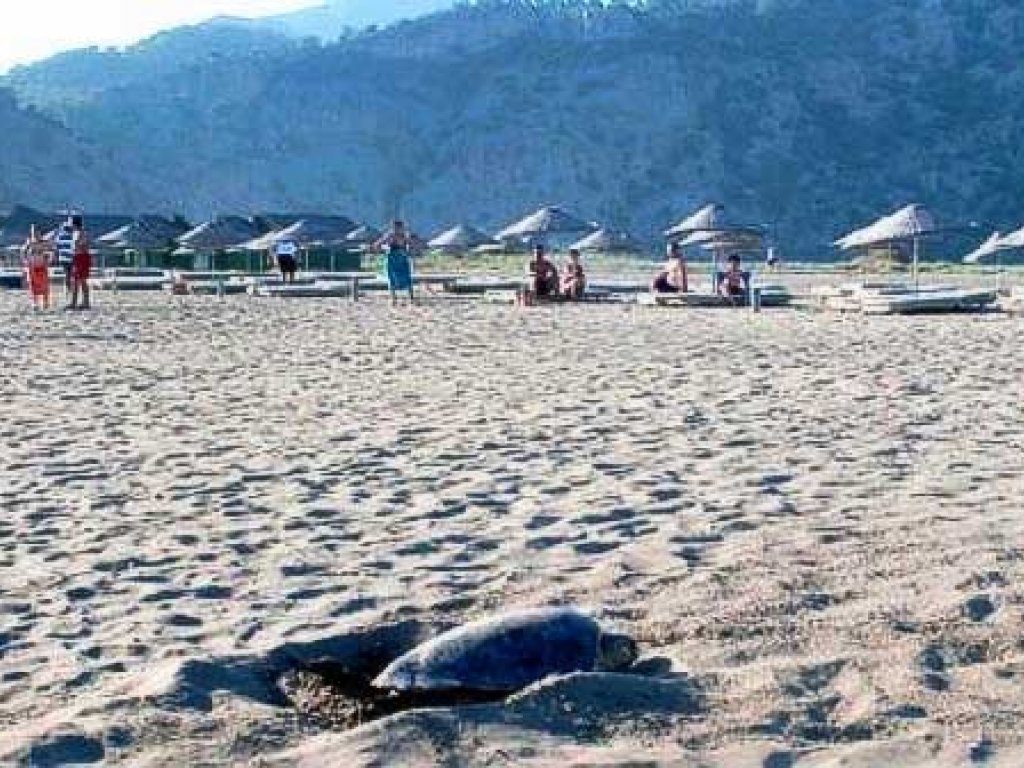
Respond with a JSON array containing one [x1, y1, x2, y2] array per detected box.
[[22, 225, 53, 310]]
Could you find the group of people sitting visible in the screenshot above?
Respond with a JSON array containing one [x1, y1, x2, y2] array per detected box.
[[521, 240, 753, 306], [520, 244, 587, 304], [649, 242, 750, 302]]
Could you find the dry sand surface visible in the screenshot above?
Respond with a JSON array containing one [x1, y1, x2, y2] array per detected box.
[[1, 283, 1023, 767]]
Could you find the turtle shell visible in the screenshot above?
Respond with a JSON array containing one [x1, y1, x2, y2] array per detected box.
[[372, 607, 602, 691]]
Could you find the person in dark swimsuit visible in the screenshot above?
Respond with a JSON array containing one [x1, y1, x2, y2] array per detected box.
[[525, 244, 559, 302], [650, 243, 688, 294], [718, 254, 748, 304]]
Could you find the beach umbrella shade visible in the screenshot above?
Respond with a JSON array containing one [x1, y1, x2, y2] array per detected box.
[[570, 227, 643, 253], [428, 223, 496, 251], [995, 224, 1024, 250], [664, 203, 724, 239], [835, 204, 936, 286], [345, 224, 383, 245], [495, 205, 595, 241], [0, 205, 61, 248], [98, 215, 189, 250], [963, 232, 1006, 264], [835, 204, 936, 250], [179, 216, 261, 250], [277, 216, 361, 247]]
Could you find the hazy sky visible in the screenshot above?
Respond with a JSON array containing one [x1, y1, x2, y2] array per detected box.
[[0, 1, 320, 74]]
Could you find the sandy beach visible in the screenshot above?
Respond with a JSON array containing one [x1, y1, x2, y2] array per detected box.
[[2, 285, 1023, 766]]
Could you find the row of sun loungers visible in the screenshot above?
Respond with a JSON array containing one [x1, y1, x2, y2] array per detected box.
[[800, 281, 999, 314], [0, 268, 1015, 315]]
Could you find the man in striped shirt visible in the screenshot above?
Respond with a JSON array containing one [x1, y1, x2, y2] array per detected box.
[[54, 219, 75, 295]]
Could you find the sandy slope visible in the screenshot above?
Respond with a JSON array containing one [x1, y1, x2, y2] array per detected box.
[[0, 287, 1022, 766]]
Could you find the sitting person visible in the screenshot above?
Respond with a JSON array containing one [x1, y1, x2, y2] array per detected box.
[[650, 243, 689, 294], [718, 254, 749, 303], [560, 248, 587, 299], [523, 244, 559, 302]]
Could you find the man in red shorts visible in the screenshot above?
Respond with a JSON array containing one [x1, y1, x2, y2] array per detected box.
[[68, 214, 92, 310]]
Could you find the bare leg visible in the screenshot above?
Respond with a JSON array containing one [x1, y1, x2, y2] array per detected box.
[[81, 282, 91, 309]]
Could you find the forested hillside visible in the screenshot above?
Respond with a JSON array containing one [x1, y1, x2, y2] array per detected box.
[[4, 0, 1024, 258]]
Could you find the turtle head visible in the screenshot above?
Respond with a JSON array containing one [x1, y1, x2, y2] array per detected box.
[[597, 632, 638, 671]]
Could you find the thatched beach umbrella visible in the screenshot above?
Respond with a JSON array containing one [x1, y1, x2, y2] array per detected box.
[[82, 215, 135, 240], [98, 215, 189, 251], [570, 228, 643, 254], [995, 224, 1024, 250], [664, 203, 724, 239], [835, 204, 936, 285], [428, 224, 496, 253], [179, 216, 260, 250], [963, 232, 1006, 264], [345, 224, 383, 247], [679, 228, 764, 251], [496, 205, 595, 244], [242, 217, 358, 250], [0, 205, 60, 249]]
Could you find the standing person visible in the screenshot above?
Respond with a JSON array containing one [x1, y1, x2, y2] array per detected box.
[[376, 220, 415, 305], [68, 214, 92, 310], [22, 225, 53, 310], [54, 218, 75, 298], [273, 236, 299, 284]]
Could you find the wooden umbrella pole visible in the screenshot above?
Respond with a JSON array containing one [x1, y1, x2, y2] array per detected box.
[[913, 236, 920, 292]]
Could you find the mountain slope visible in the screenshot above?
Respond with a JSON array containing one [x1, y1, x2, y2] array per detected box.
[[4, 0, 1024, 257], [0, 89, 141, 213]]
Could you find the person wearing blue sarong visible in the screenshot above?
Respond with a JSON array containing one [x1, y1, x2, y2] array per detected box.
[[377, 219, 415, 305]]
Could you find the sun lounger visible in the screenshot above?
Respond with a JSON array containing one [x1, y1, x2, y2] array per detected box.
[[807, 281, 997, 314], [90, 269, 171, 291], [0, 270, 24, 290], [251, 282, 355, 298]]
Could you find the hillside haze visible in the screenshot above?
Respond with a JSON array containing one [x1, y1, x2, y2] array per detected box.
[[3, 0, 1023, 258], [264, 0, 455, 38]]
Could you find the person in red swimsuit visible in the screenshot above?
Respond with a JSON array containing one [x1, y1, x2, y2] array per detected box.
[[22, 225, 53, 310], [68, 214, 92, 310]]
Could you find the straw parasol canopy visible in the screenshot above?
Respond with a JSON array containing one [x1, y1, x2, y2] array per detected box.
[[963, 231, 1006, 264], [179, 216, 261, 250], [80, 215, 135, 240], [496, 205, 595, 241], [664, 203, 725, 239], [0, 205, 61, 248], [570, 227, 643, 253], [428, 223, 496, 252], [98, 215, 189, 251], [345, 224, 383, 246], [996, 224, 1024, 250], [241, 216, 359, 251], [678, 227, 764, 250], [834, 204, 936, 250]]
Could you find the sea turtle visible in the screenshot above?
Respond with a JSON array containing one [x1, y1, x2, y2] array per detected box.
[[372, 607, 638, 692]]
